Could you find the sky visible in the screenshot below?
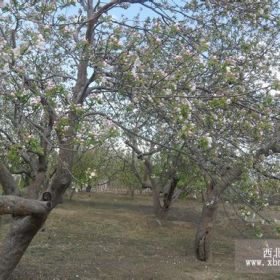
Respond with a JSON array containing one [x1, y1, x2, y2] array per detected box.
[[64, 1, 161, 21], [109, 3, 159, 20]]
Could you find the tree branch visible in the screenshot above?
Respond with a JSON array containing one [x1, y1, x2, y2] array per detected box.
[[0, 195, 51, 216], [0, 164, 20, 196]]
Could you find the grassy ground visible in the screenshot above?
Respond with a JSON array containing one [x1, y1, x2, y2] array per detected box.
[[0, 192, 279, 280]]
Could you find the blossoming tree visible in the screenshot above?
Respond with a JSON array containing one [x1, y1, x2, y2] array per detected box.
[[0, 0, 180, 277]]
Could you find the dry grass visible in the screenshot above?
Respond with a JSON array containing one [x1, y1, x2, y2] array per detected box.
[[0, 193, 279, 279]]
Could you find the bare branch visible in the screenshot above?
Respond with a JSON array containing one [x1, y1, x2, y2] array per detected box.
[[0, 164, 20, 196], [0, 195, 51, 216]]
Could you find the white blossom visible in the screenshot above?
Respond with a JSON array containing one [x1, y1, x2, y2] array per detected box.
[[12, 47, 21, 58], [190, 83, 196, 92], [226, 66, 231, 73], [205, 134, 213, 147], [226, 98, 231, 105]]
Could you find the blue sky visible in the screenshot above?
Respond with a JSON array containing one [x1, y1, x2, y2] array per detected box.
[[109, 3, 159, 20], [64, 2, 160, 21]]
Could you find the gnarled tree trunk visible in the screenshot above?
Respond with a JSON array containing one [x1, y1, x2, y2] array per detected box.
[[152, 177, 178, 218], [194, 201, 218, 261], [193, 142, 280, 261], [0, 215, 47, 280], [0, 111, 76, 278], [161, 177, 178, 217], [0, 192, 51, 280], [194, 178, 219, 261], [0, 166, 72, 279], [194, 165, 243, 261]]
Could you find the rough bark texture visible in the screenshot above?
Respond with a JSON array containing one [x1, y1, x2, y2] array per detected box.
[[0, 195, 51, 216], [0, 112, 76, 279], [161, 177, 178, 216], [27, 171, 46, 199], [0, 215, 47, 280], [152, 177, 178, 218], [194, 141, 280, 262], [194, 166, 243, 262], [194, 178, 220, 261], [0, 1, 107, 277], [0, 164, 20, 196], [195, 201, 218, 261]]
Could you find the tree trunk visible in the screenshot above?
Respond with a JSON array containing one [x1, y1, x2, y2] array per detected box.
[[194, 178, 220, 262], [0, 215, 47, 280], [0, 112, 76, 278], [152, 178, 179, 219], [161, 177, 178, 218], [69, 188, 76, 201], [193, 152, 273, 261], [152, 186, 163, 217], [27, 171, 45, 199], [194, 201, 218, 261], [0, 164, 20, 196]]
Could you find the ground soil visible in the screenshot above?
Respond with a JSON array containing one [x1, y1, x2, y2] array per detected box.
[[0, 192, 279, 279]]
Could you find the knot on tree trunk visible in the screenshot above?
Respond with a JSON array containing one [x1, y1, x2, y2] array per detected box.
[[42, 191, 52, 208]]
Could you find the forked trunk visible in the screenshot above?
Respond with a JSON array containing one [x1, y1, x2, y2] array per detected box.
[[194, 178, 220, 262], [27, 171, 46, 199], [161, 177, 178, 217], [194, 202, 218, 261], [0, 113, 76, 278], [0, 215, 47, 280], [194, 167, 244, 261], [153, 178, 178, 218]]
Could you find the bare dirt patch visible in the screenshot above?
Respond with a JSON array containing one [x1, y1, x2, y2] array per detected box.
[[1, 193, 278, 279]]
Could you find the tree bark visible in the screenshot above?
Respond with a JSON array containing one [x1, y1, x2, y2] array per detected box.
[[0, 215, 47, 280], [0, 164, 20, 196], [161, 177, 178, 217], [0, 195, 50, 216], [194, 177, 225, 261], [27, 171, 46, 199], [152, 185, 163, 217], [194, 166, 243, 261], [194, 201, 218, 261], [0, 114, 76, 279], [151, 176, 179, 219], [194, 142, 279, 261], [0, 0, 103, 275]]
